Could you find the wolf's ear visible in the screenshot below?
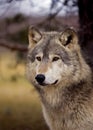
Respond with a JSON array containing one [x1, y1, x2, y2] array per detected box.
[[60, 28, 78, 49], [28, 26, 42, 48]]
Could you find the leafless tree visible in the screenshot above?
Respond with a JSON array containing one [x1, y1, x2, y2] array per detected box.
[[0, 0, 93, 52]]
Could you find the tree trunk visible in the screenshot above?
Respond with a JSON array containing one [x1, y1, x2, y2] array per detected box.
[[77, 0, 93, 65], [78, 0, 93, 47]]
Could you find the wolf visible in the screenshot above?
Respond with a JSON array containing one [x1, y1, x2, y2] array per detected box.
[[26, 26, 93, 130]]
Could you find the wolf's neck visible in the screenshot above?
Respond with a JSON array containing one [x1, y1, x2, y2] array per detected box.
[[40, 78, 92, 111], [63, 79, 92, 104]]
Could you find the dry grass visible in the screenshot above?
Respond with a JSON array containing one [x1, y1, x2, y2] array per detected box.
[[0, 51, 48, 130]]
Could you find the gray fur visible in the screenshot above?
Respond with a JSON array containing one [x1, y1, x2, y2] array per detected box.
[[27, 27, 93, 130]]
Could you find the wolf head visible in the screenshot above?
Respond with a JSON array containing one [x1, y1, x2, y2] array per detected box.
[[27, 26, 89, 90]]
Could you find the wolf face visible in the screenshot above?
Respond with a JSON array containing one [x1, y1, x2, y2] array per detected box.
[[27, 26, 85, 90]]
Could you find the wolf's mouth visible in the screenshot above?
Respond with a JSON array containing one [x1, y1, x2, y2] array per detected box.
[[39, 80, 58, 86], [52, 80, 58, 85]]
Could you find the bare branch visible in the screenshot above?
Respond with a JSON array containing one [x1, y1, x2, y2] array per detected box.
[[7, 0, 13, 3], [0, 39, 27, 52], [48, 0, 63, 19], [63, 0, 69, 5]]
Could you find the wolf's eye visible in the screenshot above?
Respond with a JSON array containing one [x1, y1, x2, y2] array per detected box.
[[36, 56, 42, 61], [52, 56, 60, 62]]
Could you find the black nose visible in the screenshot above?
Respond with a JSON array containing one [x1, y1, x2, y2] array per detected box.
[[35, 74, 45, 84]]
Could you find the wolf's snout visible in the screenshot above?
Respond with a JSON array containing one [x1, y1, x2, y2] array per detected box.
[[35, 74, 45, 84]]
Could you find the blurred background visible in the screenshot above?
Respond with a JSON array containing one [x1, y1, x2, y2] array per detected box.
[[0, 0, 93, 130]]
